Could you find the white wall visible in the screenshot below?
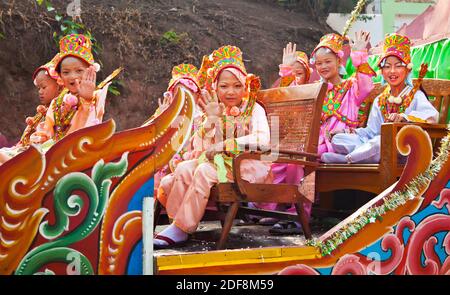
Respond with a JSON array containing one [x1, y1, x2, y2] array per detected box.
[[366, 0, 382, 14], [327, 13, 384, 47]]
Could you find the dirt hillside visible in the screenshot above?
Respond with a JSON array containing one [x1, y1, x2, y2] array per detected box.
[[0, 0, 330, 144]]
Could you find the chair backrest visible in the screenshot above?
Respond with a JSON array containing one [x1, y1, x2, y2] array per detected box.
[[357, 78, 450, 127], [257, 82, 327, 154], [422, 79, 450, 124]]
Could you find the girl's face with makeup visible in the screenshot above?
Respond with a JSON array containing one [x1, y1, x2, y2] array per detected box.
[[381, 56, 409, 88]]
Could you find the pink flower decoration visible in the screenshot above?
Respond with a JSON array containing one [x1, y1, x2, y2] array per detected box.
[[93, 63, 101, 72], [36, 105, 47, 114], [229, 106, 240, 117], [63, 94, 78, 108], [25, 117, 34, 125], [48, 68, 59, 80], [327, 83, 334, 90], [178, 78, 199, 93], [337, 50, 344, 58], [57, 77, 64, 86]]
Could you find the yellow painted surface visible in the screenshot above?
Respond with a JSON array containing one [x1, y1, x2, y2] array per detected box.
[[156, 246, 320, 272]]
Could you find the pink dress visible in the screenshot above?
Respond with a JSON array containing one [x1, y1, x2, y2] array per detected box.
[[31, 86, 109, 148], [158, 102, 271, 233], [268, 163, 311, 213], [154, 108, 204, 191], [252, 51, 374, 216], [318, 50, 375, 155]]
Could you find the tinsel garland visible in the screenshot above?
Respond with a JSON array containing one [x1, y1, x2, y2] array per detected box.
[[342, 0, 368, 37], [306, 125, 450, 256]]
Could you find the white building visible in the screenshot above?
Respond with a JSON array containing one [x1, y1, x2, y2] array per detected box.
[[326, 0, 435, 46]]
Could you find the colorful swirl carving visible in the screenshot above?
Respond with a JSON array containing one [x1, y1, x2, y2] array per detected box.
[[98, 86, 195, 274], [278, 126, 450, 275], [14, 153, 128, 275], [1, 84, 194, 275]]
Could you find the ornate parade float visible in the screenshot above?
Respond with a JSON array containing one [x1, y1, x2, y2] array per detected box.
[[0, 0, 449, 276]]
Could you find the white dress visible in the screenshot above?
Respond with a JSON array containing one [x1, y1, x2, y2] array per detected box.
[[322, 88, 439, 164]]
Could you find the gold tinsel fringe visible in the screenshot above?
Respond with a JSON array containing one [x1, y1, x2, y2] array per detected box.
[[342, 0, 368, 37]]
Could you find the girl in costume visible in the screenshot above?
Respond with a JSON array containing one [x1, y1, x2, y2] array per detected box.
[[251, 30, 375, 234], [258, 0, 376, 233], [154, 45, 271, 249], [313, 30, 376, 156], [143, 63, 201, 125], [246, 43, 313, 230], [275, 42, 312, 87], [30, 34, 110, 150], [256, 31, 375, 234], [0, 54, 62, 165], [152, 64, 203, 193], [322, 34, 438, 164]]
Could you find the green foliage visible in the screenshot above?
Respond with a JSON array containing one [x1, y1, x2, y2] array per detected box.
[[357, 14, 374, 22], [37, 0, 55, 12], [108, 80, 124, 96], [160, 30, 183, 46], [36, 1, 103, 54], [36, 0, 119, 96], [36, 1, 84, 42]]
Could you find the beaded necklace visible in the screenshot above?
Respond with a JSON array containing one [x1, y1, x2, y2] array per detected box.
[[377, 63, 428, 121], [52, 89, 97, 141], [53, 89, 75, 141], [223, 100, 249, 134], [18, 105, 49, 147], [321, 78, 359, 127], [377, 85, 414, 121], [51, 67, 122, 141]]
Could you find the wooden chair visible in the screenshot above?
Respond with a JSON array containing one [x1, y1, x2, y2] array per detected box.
[[210, 82, 327, 249], [316, 78, 450, 195]]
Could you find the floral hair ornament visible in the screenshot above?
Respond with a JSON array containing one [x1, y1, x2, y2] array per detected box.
[[55, 34, 101, 72], [209, 45, 248, 83], [32, 53, 61, 85], [197, 54, 215, 90], [311, 33, 347, 64], [295, 51, 312, 81], [167, 64, 200, 94]]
